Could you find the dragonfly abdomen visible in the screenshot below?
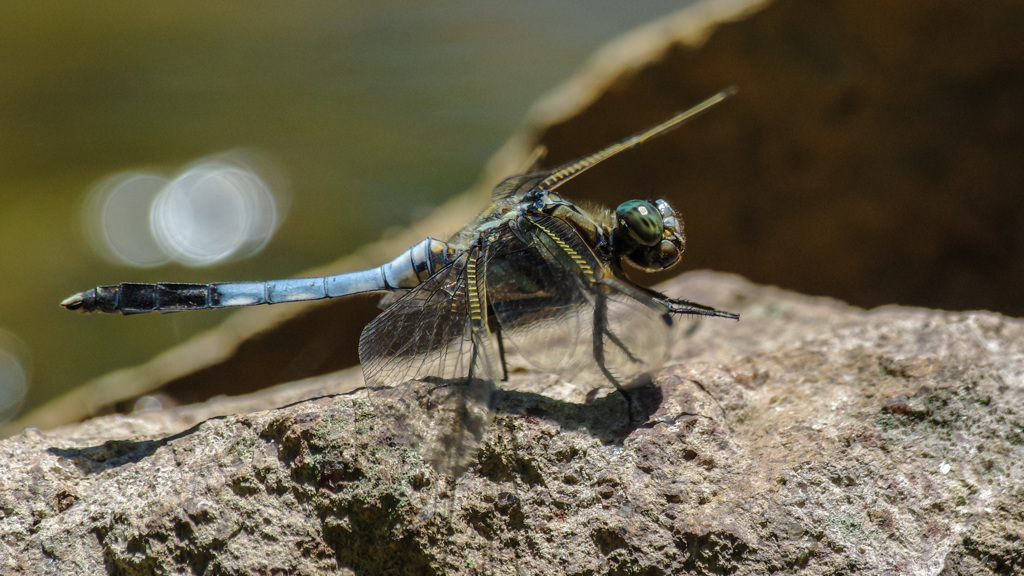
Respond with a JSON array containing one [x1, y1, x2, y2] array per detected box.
[[59, 272, 384, 315], [61, 237, 456, 315]]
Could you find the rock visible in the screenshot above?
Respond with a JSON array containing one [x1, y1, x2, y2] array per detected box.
[[2, 272, 1022, 575]]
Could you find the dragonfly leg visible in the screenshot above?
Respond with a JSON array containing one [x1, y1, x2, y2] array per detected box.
[[633, 284, 740, 321], [661, 296, 739, 320], [494, 321, 510, 382], [592, 292, 636, 419], [589, 279, 661, 364], [600, 324, 643, 365]]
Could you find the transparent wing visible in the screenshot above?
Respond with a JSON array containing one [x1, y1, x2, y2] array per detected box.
[[360, 252, 477, 387], [487, 215, 675, 390], [490, 172, 549, 202], [358, 247, 498, 477]]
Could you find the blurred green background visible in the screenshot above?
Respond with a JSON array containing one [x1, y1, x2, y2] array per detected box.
[[0, 1, 695, 422]]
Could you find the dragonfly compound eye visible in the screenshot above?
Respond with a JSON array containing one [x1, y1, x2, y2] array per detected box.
[[616, 200, 664, 247]]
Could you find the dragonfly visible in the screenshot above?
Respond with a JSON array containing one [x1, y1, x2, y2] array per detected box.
[[62, 89, 739, 475]]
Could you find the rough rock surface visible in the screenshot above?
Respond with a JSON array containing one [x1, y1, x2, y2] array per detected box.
[[3, 272, 1022, 575]]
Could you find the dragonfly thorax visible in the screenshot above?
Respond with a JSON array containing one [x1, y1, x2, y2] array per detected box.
[[613, 198, 686, 272]]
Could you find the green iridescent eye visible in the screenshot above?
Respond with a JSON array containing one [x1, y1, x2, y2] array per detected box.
[[616, 200, 664, 247]]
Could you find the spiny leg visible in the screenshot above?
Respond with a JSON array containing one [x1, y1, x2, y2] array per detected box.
[[658, 295, 739, 321], [664, 298, 739, 320], [600, 323, 643, 365], [494, 321, 510, 382], [592, 291, 636, 420]]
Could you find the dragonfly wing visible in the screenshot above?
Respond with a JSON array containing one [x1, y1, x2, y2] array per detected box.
[[358, 245, 498, 476], [490, 172, 548, 202], [358, 250, 492, 387], [487, 215, 675, 390]]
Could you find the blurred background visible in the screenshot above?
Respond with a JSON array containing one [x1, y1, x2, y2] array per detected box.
[[0, 1, 696, 424]]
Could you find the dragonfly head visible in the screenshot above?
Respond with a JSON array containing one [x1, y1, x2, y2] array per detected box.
[[614, 199, 685, 272]]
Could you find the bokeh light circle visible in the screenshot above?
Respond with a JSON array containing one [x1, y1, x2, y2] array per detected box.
[[0, 330, 30, 424], [82, 151, 286, 268], [84, 173, 172, 268]]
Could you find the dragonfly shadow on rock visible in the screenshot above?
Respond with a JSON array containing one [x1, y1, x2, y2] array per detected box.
[[467, 375, 668, 483], [365, 377, 497, 479], [363, 371, 667, 480], [43, 374, 666, 484], [505, 373, 664, 439], [47, 420, 212, 475], [45, 393, 338, 476]]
